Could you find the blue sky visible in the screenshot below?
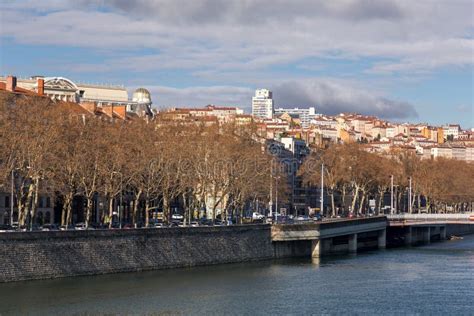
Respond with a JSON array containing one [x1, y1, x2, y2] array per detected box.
[[0, 0, 473, 128]]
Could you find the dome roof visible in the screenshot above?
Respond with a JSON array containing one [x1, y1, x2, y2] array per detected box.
[[132, 88, 152, 104]]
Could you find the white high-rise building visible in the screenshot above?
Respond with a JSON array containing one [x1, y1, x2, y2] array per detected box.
[[252, 89, 274, 119]]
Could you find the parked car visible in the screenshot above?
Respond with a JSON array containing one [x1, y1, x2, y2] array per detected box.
[[252, 212, 265, 221], [41, 224, 59, 231], [190, 221, 199, 227], [0, 224, 14, 232], [74, 223, 87, 230], [153, 222, 165, 228], [171, 213, 184, 221], [30, 224, 42, 231], [199, 219, 213, 226], [59, 224, 75, 231]]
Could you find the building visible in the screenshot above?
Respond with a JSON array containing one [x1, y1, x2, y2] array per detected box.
[[274, 107, 316, 128], [252, 89, 274, 119], [443, 124, 461, 140], [0, 75, 153, 118]]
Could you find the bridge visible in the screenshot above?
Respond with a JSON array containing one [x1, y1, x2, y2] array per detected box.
[[386, 213, 474, 246], [271, 217, 387, 258], [270, 214, 474, 258]]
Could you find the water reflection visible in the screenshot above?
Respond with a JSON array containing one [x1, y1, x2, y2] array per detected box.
[[0, 236, 473, 315]]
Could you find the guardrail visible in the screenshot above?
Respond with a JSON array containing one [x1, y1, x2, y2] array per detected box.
[[387, 213, 474, 222]]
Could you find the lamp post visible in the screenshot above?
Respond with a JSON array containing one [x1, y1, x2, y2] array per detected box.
[[275, 176, 278, 223], [320, 163, 324, 218], [10, 169, 14, 226], [390, 175, 394, 215], [269, 159, 273, 219]]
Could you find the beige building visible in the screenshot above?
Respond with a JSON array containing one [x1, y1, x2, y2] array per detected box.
[[0, 76, 152, 117]]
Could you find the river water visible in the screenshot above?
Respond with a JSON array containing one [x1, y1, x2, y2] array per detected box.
[[0, 235, 473, 315]]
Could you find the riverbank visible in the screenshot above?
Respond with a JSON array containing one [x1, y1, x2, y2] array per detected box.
[[0, 225, 273, 283], [1, 222, 473, 283]]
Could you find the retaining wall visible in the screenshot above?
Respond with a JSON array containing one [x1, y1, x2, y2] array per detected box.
[[0, 225, 273, 283]]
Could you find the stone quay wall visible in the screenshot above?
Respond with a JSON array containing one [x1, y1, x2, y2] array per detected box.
[[0, 225, 274, 283]]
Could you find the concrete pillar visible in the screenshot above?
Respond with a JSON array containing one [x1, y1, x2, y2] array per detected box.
[[378, 229, 386, 249], [311, 239, 321, 258], [348, 233, 357, 253], [440, 226, 447, 240], [423, 227, 431, 244], [404, 227, 412, 246]]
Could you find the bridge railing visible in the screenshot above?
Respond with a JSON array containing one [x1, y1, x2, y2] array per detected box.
[[387, 213, 474, 222]]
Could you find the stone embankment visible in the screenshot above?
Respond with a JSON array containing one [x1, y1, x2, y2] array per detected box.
[[0, 225, 273, 283]]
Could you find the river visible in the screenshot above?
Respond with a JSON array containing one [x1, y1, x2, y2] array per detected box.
[[0, 235, 473, 315]]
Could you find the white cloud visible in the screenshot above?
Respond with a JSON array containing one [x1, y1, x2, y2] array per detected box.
[[144, 80, 418, 119], [0, 0, 471, 120]]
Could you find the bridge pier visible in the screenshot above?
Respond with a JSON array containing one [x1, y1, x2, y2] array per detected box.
[[348, 233, 357, 253], [404, 227, 412, 246], [423, 227, 431, 244], [440, 226, 446, 240], [311, 239, 321, 258], [378, 229, 386, 249]]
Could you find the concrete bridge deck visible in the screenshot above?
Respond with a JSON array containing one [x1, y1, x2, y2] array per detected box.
[[271, 217, 387, 258], [387, 213, 474, 226]]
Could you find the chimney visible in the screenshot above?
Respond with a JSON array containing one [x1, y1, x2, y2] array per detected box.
[[37, 78, 44, 96], [6, 75, 16, 92]]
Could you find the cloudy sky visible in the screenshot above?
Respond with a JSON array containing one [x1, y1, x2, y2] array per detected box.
[[0, 0, 473, 127]]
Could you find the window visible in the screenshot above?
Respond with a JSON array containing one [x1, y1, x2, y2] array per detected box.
[[39, 197, 44, 208], [46, 197, 51, 208], [5, 196, 9, 208]]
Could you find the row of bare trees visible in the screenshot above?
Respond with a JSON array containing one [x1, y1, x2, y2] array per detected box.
[[299, 144, 474, 216], [0, 93, 279, 227]]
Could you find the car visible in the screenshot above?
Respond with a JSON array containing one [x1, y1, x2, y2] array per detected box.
[[199, 219, 213, 226], [296, 215, 309, 221], [171, 213, 184, 221], [190, 221, 199, 227], [153, 222, 165, 228], [213, 220, 224, 226], [74, 223, 87, 230], [0, 224, 14, 232], [59, 224, 75, 231], [252, 212, 265, 220], [122, 223, 134, 229], [30, 224, 42, 231], [41, 224, 59, 231]]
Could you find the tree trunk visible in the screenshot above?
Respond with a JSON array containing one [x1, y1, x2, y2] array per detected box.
[[85, 196, 93, 228], [163, 195, 170, 224], [108, 197, 114, 228], [358, 191, 366, 214], [145, 199, 152, 229], [377, 191, 383, 215], [65, 200, 72, 226], [133, 190, 143, 228], [351, 185, 359, 213], [30, 178, 39, 227], [330, 191, 336, 217]]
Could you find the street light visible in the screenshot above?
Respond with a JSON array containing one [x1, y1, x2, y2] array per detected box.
[[390, 175, 394, 215], [275, 175, 280, 223], [320, 163, 324, 218], [10, 169, 15, 226]]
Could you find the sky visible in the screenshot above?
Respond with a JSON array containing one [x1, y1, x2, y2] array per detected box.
[[0, 0, 473, 128]]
